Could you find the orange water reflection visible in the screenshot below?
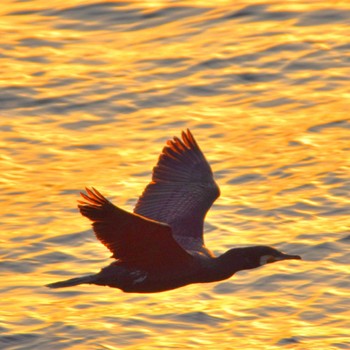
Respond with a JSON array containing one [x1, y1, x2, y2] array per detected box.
[[1, 0, 350, 349]]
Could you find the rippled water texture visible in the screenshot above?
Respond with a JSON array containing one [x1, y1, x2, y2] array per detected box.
[[1, 0, 350, 349]]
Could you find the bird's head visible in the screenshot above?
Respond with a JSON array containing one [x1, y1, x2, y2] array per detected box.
[[253, 245, 301, 267], [218, 245, 301, 276], [238, 246, 301, 269]]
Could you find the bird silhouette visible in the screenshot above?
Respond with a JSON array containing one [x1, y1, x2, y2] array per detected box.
[[47, 129, 301, 293]]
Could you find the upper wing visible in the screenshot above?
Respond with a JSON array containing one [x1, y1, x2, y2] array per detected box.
[[78, 188, 194, 270], [134, 129, 220, 252]]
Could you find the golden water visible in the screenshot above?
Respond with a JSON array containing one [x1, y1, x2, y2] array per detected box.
[[1, 1, 349, 349]]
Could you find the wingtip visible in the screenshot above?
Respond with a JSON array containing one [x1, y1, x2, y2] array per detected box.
[[80, 191, 91, 201], [181, 128, 198, 149], [77, 187, 107, 208], [79, 187, 92, 200], [85, 187, 94, 197], [181, 128, 192, 139], [91, 187, 104, 199]]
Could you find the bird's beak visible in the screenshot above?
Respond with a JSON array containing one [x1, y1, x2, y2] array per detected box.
[[260, 252, 302, 265], [276, 253, 302, 261]]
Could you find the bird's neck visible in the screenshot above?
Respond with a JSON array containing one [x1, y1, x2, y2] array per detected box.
[[213, 248, 258, 281]]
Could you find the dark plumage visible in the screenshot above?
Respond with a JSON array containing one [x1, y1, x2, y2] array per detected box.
[[47, 130, 301, 293]]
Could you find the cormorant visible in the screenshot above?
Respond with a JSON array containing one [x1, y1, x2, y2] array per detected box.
[[47, 130, 301, 293]]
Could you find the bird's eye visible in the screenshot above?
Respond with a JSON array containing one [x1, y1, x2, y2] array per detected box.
[[260, 255, 275, 265]]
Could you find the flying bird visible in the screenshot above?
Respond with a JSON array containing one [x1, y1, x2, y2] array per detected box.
[[47, 130, 301, 293]]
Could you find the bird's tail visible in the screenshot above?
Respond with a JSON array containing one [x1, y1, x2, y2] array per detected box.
[[46, 274, 96, 289]]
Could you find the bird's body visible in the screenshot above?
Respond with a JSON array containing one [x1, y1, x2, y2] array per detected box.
[[47, 130, 301, 293]]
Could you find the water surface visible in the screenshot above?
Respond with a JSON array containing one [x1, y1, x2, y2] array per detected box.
[[1, 1, 350, 349]]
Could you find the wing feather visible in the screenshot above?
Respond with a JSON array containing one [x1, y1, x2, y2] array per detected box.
[[78, 188, 193, 269], [134, 129, 220, 252]]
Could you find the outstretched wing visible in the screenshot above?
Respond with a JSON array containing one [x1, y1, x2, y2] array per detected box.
[[78, 188, 193, 270], [134, 129, 220, 252]]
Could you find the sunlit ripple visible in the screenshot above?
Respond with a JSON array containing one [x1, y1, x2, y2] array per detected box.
[[1, 0, 350, 349]]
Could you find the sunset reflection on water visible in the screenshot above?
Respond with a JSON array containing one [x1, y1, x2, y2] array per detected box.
[[0, 0, 349, 349]]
